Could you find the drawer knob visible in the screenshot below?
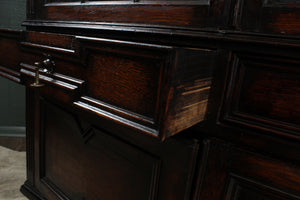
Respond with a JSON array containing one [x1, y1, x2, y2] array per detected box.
[[30, 56, 55, 88], [30, 62, 45, 88]]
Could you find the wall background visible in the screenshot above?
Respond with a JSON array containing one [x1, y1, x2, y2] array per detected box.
[[0, 0, 26, 30], [0, 0, 26, 136]]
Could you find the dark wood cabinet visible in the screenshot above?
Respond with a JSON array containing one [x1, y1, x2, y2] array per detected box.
[[0, 0, 299, 199], [25, 97, 199, 200], [194, 139, 300, 200]]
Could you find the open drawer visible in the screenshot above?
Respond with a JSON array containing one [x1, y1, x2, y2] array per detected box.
[[1, 30, 218, 140]]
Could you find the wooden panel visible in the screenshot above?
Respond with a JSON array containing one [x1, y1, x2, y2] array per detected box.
[[0, 30, 22, 82], [20, 32, 216, 140], [193, 139, 300, 200], [221, 53, 300, 138], [164, 48, 216, 138], [21, 31, 76, 61], [21, 34, 171, 121], [73, 36, 173, 138], [26, 99, 200, 200], [86, 51, 161, 119], [225, 174, 300, 200], [235, 0, 300, 35], [39, 102, 160, 200], [26, 0, 231, 30], [25, 31, 74, 51], [44, 5, 209, 27], [46, 0, 80, 2]]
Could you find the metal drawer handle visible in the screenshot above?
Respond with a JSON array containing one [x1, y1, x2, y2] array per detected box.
[[30, 55, 55, 88]]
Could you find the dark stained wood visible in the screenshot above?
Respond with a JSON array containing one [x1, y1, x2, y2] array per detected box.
[[41, 101, 160, 200], [83, 41, 166, 119], [0, 136, 26, 151], [163, 48, 217, 138], [18, 32, 217, 139], [0, 0, 299, 199], [236, 0, 300, 36], [0, 30, 23, 82], [25, 31, 74, 50], [29, 0, 232, 30], [221, 53, 300, 139], [193, 139, 300, 200], [27, 98, 200, 200], [20, 62, 85, 104]]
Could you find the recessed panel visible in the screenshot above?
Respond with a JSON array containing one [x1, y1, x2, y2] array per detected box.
[[235, 0, 300, 35], [194, 140, 300, 200], [222, 54, 300, 137], [225, 175, 300, 200], [86, 52, 161, 118], [238, 65, 300, 125], [41, 102, 160, 200]]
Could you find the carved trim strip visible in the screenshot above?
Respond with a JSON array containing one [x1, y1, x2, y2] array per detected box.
[[22, 20, 300, 45], [263, 0, 300, 7], [232, 0, 244, 28], [76, 35, 173, 59], [0, 66, 20, 83], [20, 181, 47, 200], [80, 96, 154, 125], [225, 173, 300, 200], [44, 0, 210, 6], [193, 139, 211, 200], [21, 42, 75, 55], [20, 63, 84, 91], [25, 31, 75, 50], [41, 178, 71, 200], [21, 68, 77, 90], [74, 101, 159, 137]]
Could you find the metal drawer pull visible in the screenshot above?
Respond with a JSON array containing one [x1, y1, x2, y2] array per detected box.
[[30, 55, 55, 88]]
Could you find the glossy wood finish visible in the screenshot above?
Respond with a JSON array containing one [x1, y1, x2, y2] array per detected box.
[[222, 53, 300, 139], [236, 0, 300, 36], [0, 30, 23, 82], [22, 94, 199, 200], [0, 0, 299, 199], [18, 30, 218, 140], [193, 139, 300, 200], [26, 0, 232, 30]]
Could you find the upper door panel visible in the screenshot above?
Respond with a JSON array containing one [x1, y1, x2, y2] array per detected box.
[[25, 0, 232, 30], [234, 0, 300, 36]]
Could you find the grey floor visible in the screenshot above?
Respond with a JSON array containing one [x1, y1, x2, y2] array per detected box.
[[0, 146, 27, 200]]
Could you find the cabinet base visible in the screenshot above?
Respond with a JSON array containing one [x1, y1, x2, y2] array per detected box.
[[20, 181, 45, 200]]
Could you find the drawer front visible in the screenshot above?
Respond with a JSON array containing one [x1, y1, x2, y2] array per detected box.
[[0, 29, 218, 140], [20, 32, 172, 137], [20, 31, 216, 140], [85, 46, 163, 119]]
